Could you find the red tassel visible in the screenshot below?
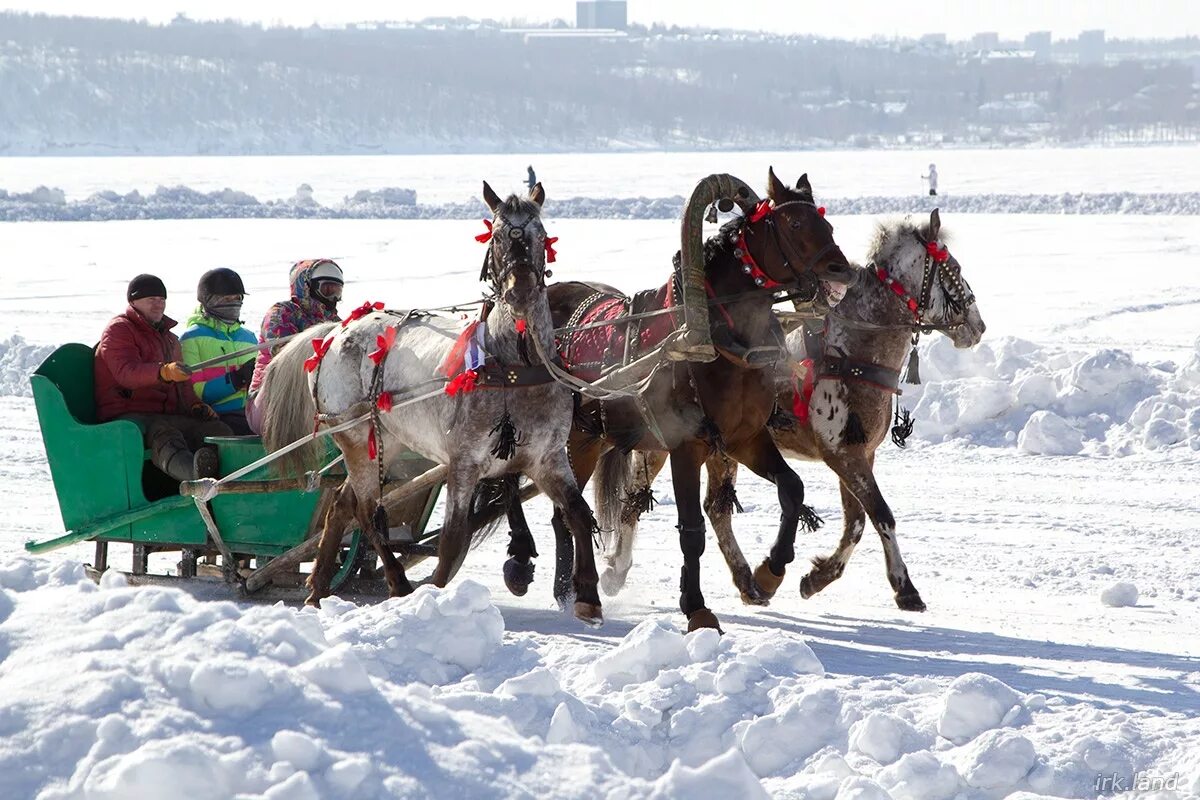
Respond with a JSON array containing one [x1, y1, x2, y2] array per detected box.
[[367, 425, 377, 460], [445, 369, 479, 396], [749, 200, 773, 223], [303, 333, 335, 373], [544, 236, 558, 263], [475, 218, 493, 243], [515, 319, 527, 334], [793, 358, 815, 425], [368, 325, 397, 365], [438, 321, 479, 377], [342, 301, 385, 327], [377, 392, 393, 412], [817, 206, 826, 217]]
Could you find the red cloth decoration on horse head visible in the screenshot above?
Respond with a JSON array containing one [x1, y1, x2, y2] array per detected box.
[[368, 325, 397, 365], [376, 392, 394, 413], [749, 200, 773, 223], [475, 219, 493, 244], [303, 332, 336, 373], [544, 236, 558, 263], [926, 241, 950, 262], [817, 206, 826, 217]]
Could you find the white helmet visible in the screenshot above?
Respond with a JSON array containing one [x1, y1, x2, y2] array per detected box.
[[308, 260, 344, 308]]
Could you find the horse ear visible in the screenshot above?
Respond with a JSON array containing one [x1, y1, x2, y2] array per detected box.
[[529, 181, 545, 208], [794, 173, 814, 201], [767, 166, 788, 202], [929, 208, 941, 241], [482, 181, 503, 214]]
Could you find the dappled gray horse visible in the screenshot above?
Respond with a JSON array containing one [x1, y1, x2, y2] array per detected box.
[[259, 182, 606, 625]]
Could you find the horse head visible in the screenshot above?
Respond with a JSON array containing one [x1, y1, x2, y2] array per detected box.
[[481, 181, 551, 319], [869, 209, 986, 348]]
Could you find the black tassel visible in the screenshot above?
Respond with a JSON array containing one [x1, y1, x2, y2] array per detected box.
[[842, 410, 867, 445], [904, 346, 921, 385], [489, 410, 523, 460], [891, 401, 914, 449], [711, 477, 744, 516], [697, 416, 726, 454], [797, 503, 824, 532], [373, 502, 390, 538], [621, 486, 656, 523]]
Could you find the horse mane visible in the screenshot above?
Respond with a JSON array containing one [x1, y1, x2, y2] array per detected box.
[[496, 194, 542, 220], [867, 217, 953, 265]]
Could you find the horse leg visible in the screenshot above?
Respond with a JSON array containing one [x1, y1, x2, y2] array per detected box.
[[702, 455, 769, 606], [431, 460, 486, 588], [529, 450, 603, 626], [671, 442, 721, 633], [500, 475, 538, 596], [799, 480, 866, 599], [823, 451, 925, 611], [729, 429, 820, 601], [304, 481, 356, 607], [341, 441, 414, 598], [598, 450, 667, 596], [551, 438, 601, 610]]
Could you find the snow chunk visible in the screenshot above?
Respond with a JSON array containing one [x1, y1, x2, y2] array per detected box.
[[955, 729, 1037, 789], [648, 749, 769, 800], [189, 660, 274, 716], [848, 711, 924, 765], [592, 618, 689, 687], [82, 739, 236, 800], [0, 335, 56, 397], [1100, 581, 1139, 608], [270, 730, 324, 772], [913, 378, 1013, 440], [1058, 349, 1156, 418], [1018, 410, 1083, 455], [876, 751, 962, 800], [937, 673, 1025, 745], [296, 642, 373, 694], [738, 686, 844, 775], [833, 776, 893, 800]]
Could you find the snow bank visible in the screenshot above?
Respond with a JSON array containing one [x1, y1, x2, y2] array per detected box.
[[5, 184, 1200, 221], [0, 335, 56, 397], [903, 334, 1200, 455], [0, 555, 1192, 799]]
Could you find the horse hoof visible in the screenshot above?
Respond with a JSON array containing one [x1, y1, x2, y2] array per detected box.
[[739, 578, 771, 606], [599, 566, 628, 597], [503, 557, 536, 597], [799, 573, 817, 599], [896, 592, 927, 612], [752, 559, 785, 600], [686, 608, 723, 634], [573, 602, 604, 628], [303, 595, 322, 609]]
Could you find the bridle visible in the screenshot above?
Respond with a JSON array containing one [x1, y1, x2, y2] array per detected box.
[[734, 199, 844, 296], [477, 212, 555, 293], [865, 233, 975, 334]]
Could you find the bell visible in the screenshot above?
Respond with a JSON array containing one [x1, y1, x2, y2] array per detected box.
[[705, 204, 718, 224], [544, 269, 553, 279]]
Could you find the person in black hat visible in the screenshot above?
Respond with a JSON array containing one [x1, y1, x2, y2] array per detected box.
[[180, 268, 258, 435], [94, 274, 232, 481]]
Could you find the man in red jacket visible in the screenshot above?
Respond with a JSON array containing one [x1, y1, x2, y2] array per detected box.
[[94, 274, 232, 481]]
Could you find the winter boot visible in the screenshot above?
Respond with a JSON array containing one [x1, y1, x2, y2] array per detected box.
[[193, 447, 220, 480], [163, 450, 195, 482]]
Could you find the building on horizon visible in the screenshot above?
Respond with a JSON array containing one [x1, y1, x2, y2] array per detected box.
[[576, 0, 627, 30]]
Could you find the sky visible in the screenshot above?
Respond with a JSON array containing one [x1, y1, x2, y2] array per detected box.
[[1, 0, 1197, 41]]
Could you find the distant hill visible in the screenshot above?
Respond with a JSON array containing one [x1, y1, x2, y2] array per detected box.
[[2, 12, 1197, 155]]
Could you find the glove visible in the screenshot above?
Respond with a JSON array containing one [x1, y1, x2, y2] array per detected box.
[[159, 362, 192, 382], [191, 402, 219, 421], [230, 359, 255, 391]]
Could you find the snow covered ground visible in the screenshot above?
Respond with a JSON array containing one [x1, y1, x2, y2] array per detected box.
[[1, 150, 1198, 799]]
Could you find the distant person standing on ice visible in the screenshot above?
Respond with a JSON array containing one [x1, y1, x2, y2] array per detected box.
[[922, 163, 939, 196], [526, 165, 537, 193]]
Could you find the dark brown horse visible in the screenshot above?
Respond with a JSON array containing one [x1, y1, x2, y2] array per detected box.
[[498, 169, 856, 631], [598, 210, 986, 612]]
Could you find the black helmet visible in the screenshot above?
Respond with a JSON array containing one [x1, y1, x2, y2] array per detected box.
[[197, 268, 246, 302]]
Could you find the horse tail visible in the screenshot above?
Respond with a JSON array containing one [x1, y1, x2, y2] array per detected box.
[[593, 447, 634, 550], [259, 321, 337, 478]]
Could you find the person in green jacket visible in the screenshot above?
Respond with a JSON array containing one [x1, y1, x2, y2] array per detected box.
[[180, 268, 258, 435]]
